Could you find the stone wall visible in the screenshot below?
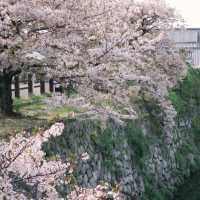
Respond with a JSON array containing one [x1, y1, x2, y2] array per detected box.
[[42, 68, 200, 200], [42, 117, 196, 199]]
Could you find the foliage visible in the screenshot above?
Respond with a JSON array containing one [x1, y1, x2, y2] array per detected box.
[[138, 97, 164, 136], [169, 68, 200, 117], [169, 67, 200, 171], [0, 0, 186, 115], [168, 91, 186, 116], [142, 175, 172, 200], [173, 171, 200, 200], [175, 143, 193, 174], [125, 121, 150, 168], [142, 160, 179, 200], [191, 116, 200, 146], [139, 68, 200, 199], [91, 126, 116, 169], [169, 68, 200, 199]]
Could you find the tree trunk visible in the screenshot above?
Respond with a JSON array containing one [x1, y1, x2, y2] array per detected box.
[[0, 74, 13, 115]]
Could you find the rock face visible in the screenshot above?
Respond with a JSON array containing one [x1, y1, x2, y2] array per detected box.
[[43, 68, 200, 200]]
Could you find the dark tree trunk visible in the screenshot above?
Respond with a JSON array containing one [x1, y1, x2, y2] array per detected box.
[[0, 74, 13, 115], [0, 68, 21, 115]]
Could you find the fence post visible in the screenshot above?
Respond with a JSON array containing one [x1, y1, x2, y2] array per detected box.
[[28, 74, 33, 96], [40, 74, 45, 94], [14, 76, 20, 98], [60, 77, 64, 94], [49, 78, 54, 93]]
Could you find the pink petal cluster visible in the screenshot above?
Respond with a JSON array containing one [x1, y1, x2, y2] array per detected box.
[[0, 123, 69, 199], [68, 184, 123, 200]]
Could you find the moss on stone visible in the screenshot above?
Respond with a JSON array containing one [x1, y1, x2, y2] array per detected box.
[[91, 126, 116, 169], [137, 96, 164, 136], [125, 120, 150, 168]]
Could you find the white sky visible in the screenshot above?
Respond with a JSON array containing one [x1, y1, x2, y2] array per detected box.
[[166, 0, 200, 28]]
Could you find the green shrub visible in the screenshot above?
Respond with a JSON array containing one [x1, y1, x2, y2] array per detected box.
[[137, 97, 164, 136], [169, 91, 186, 115], [169, 68, 200, 117], [142, 175, 171, 200], [191, 116, 200, 144], [91, 127, 116, 169], [125, 121, 150, 168], [173, 171, 200, 200], [169, 68, 200, 199]]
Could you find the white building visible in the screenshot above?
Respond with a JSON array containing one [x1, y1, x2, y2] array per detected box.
[[169, 28, 200, 68]]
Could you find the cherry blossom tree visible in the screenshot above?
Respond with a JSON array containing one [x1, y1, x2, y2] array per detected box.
[[0, 123, 123, 199], [0, 0, 185, 115], [0, 0, 188, 197], [0, 123, 68, 199]]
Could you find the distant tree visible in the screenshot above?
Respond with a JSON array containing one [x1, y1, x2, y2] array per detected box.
[[0, 0, 185, 115]]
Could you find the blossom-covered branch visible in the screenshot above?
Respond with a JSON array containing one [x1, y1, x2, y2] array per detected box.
[[0, 123, 69, 199], [0, 0, 186, 117]]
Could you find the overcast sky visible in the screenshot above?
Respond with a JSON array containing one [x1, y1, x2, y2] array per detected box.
[[166, 0, 200, 28]]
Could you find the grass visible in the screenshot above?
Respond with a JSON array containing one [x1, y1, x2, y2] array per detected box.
[[0, 114, 46, 140], [0, 95, 81, 139], [13, 95, 80, 119]]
